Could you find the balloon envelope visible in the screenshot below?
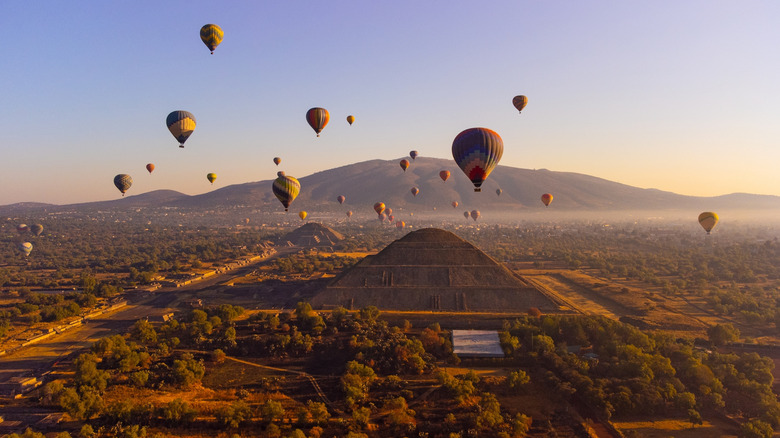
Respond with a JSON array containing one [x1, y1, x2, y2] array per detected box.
[[512, 95, 528, 113], [200, 24, 224, 54], [411, 187, 419, 196], [452, 201, 458, 208], [698, 212, 719, 234], [298, 211, 308, 221], [273, 175, 301, 212], [306, 107, 330, 137], [277, 171, 285, 177], [114, 174, 132, 196], [396, 221, 405, 229], [346, 211, 353, 218], [399, 159, 410, 172], [385, 208, 392, 216], [373, 202, 385, 216], [31, 224, 44, 236], [541, 193, 553, 206], [337, 195, 346, 204], [464, 211, 469, 219], [347, 115, 355, 125], [452, 128, 503, 192], [496, 188, 502, 196], [18, 242, 32, 257], [207, 173, 217, 184], [409, 150, 419, 160], [166, 111, 196, 147], [471, 210, 480, 221], [16, 224, 28, 234], [273, 157, 281, 166], [146, 163, 155, 174], [439, 170, 450, 182]]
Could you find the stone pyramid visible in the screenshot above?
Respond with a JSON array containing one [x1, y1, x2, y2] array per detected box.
[[311, 228, 560, 312], [279, 223, 345, 248]]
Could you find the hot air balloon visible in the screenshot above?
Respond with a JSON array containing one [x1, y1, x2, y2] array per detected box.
[[18, 242, 32, 257], [470, 210, 480, 221], [373, 202, 385, 216], [452, 127, 503, 192], [410, 150, 419, 160], [337, 195, 346, 204], [400, 159, 410, 172], [200, 24, 223, 54], [31, 224, 44, 236], [273, 157, 281, 166], [347, 115, 355, 125], [410, 187, 420, 197], [277, 171, 285, 177], [385, 207, 393, 216], [439, 170, 450, 182], [541, 193, 553, 207], [166, 111, 196, 148], [244, 218, 250, 225], [306, 107, 329, 137], [146, 163, 155, 174], [496, 188, 502, 196], [346, 211, 353, 218], [207, 173, 217, 185], [396, 221, 405, 229], [512, 95, 528, 114], [114, 174, 133, 196], [388, 215, 395, 222], [299, 211, 308, 221], [452, 201, 459, 208], [464, 211, 469, 219], [698, 212, 719, 234], [379, 213, 386, 222], [273, 175, 301, 212], [16, 224, 28, 234]]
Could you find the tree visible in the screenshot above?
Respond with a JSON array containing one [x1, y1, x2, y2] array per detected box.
[[216, 400, 252, 428], [160, 398, 197, 426], [171, 353, 205, 387], [260, 399, 285, 425], [739, 419, 773, 438], [307, 400, 330, 426], [508, 370, 530, 393], [131, 319, 157, 345], [512, 413, 532, 437], [475, 393, 503, 429], [383, 396, 415, 431], [708, 323, 740, 346]]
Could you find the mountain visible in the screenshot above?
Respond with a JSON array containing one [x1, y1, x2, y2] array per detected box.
[[3, 158, 780, 213]]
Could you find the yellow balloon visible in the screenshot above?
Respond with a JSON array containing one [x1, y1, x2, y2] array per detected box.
[[207, 173, 217, 184], [698, 212, 719, 234], [298, 211, 308, 221]]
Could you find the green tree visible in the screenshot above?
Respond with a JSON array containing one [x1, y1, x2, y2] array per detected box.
[[476, 393, 503, 429], [707, 323, 740, 346], [739, 419, 773, 438], [260, 399, 285, 425]]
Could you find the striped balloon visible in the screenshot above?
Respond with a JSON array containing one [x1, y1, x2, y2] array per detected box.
[[166, 111, 196, 148], [698, 212, 719, 234], [452, 127, 503, 192], [18, 242, 33, 257], [114, 174, 133, 196], [272, 175, 301, 212], [306, 107, 329, 137], [512, 95, 528, 113], [200, 24, 224, 54]]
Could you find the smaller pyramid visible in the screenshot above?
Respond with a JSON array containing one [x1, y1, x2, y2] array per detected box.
[[278, 223, 344, 248], [311, 228, 560, 312]]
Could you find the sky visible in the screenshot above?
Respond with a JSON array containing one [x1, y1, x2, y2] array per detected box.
[[2, 1, 779, 205]]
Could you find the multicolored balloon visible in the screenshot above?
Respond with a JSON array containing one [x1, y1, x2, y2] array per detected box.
[[18, 242, 32, 257], [299, 211, 308, 221], [409, 150, 419, 160], [410, 187, 420, 197], [470, 210, 480, 221], [439, 170, 450, 182], [306, 107, 330, 137], [346, 211, 353, 218], [388, 215, 395, 222], [452, 127, 503, 192], [400, 159, 410, 172], [452, 201, 459, 208], [541, 193, 553, 207], [31, 224, 44, 236], [463, 211, 469, 219], [698, 212, 719, 234], [16, 224, 28, 235], [272, 175, 301, 212], [277, 171, 285, 177], [512, 95, 528, 114], [114, 174, 133, 196], [200, 24, 224, 54], [378, 213, 387, 222], [347, 115, 355, 125], [146, 163, 155, 174], [385, 207, 392, 216], [207, 173, 217, 185], [396, 221, 405, 229], [273, 157, 281, 166], [166, 111, 196, 148], [373, 202, 385, 216], [337, 195, 346, 204]]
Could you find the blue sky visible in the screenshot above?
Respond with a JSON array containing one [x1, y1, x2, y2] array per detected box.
[[2, 1, 779, 204]]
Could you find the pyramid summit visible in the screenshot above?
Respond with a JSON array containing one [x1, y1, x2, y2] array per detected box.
[[312, 228, 562, 312]]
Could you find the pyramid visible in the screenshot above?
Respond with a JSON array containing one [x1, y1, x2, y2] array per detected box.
[[278, 223, 344, 248], [311, 228, 561, 312]]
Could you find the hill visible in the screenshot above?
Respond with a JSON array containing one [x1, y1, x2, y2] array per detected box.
[[3, 158, 780, 213]]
